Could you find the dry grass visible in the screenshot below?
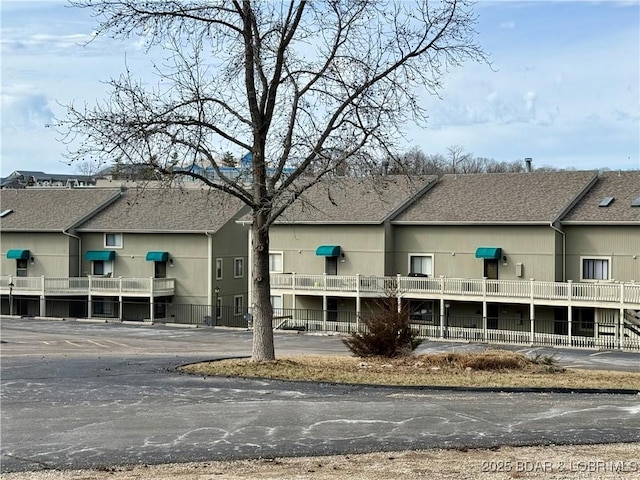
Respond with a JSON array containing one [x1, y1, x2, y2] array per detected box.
[[180, 350, 640, 390]]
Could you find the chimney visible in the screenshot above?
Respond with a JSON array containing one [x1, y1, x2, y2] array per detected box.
[[524, 157, 533, 172]]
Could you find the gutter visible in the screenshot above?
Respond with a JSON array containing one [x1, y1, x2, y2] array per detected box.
[[548, 221, 566, 282], [62, 229, 82, 276]]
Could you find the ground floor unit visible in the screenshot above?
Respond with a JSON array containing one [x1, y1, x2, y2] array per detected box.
[[269, 274, 640, 351]]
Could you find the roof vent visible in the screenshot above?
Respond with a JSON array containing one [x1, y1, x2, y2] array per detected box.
[[632, 197, 640, 207], [0, 209, 13, 218], [598, 196, 614, 207]]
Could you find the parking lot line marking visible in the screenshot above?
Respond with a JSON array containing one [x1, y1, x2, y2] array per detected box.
[[102, 339, 131, 347], [87, 340, 110, 348], [65, 340, 83, 346]]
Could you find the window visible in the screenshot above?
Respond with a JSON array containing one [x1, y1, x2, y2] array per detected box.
[[16, 259, 28, 277], [409, 300, 433, 323], [581, 257, 610, 281], [93, 260, 113, 276], [233, 295, 244, 316], [234, 257, 244, 278], [216, 258, 223, 280], [104, 233, 123, 248], [408, 254, 433, 276], [269, 252, 283, 272], [271, 295, 283, 315], [93, 298, 114, 316]]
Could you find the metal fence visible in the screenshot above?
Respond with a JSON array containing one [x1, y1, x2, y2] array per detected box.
[[166, 304, 249, 328]]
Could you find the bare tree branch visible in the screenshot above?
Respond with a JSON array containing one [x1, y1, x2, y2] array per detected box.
[[59, 0, 489, 361]]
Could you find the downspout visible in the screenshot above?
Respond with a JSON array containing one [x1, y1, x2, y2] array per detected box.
[[62, 229, 82, 277], [205, 231, 213, 309], [236, 219, 253, 317], [549, 221, 566, 282]]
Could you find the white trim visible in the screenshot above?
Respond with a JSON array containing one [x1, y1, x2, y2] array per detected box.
[[215, 258, 223, 280], [408, 253, 434, 276], [580, 256, 611, 282], [269, 251, 284, 273], [234, 257, 244, 278], [104, 233, 123, 249], [270, 294, 283, 310]]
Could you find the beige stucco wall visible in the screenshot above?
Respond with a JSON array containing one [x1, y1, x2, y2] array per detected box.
[[393, 225, 560, 281], [565, 225, 640, 282], [1, 232, 75, 277], [269, 224, 387, 276]]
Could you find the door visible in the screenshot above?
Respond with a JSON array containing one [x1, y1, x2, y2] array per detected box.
[[325, 256, 338, 275], [484, 259, 498, 279], [327, 297, 338, 322], [154, 261, 167, 278], [487, 304, 499, 329]]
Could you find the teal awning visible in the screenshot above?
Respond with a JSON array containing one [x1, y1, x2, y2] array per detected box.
[[475, 247, 502, 260], [6, 249, 30, 260], [146, 251, 169, 262], [316, 245, 341, 257], [85, 250, 115, 261]]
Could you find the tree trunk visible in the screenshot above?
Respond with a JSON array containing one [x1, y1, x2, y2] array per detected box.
[[250, 208, 275, 361]]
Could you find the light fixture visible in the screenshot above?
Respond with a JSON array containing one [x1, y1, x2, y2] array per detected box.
[[169, 258, 174, 267], [445, 302, 451, 309], [8, 281, 14, 316]]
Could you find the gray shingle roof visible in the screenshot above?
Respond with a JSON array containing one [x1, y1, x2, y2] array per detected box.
[[274, 175, 438, 224], [393, 171, 598, 224], [0, 188, 121, 231], [77, 188, 247, 232], [562, 170, 640, 223]]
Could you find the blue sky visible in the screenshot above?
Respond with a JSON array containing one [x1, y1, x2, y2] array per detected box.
[[1, 0, 639, 175]]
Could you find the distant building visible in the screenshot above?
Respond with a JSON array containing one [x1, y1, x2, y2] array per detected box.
[[0, 171, 96, 189]]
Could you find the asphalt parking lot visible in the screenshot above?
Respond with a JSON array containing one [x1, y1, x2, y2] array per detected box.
[[1, 318, 639, 473]]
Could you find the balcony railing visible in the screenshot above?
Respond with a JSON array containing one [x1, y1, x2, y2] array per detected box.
[[0, 275, 175, 297], [270, 273, 640, 309]]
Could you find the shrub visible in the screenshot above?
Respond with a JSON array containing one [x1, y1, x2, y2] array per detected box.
[[342, 296, 422, 358]]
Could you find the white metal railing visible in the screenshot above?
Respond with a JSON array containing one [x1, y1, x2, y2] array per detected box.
[[0, 275, 175, 296], [270, 273, 640, 308]]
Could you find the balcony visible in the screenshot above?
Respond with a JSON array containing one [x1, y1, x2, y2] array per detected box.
[[0, 275, 175, 298], [270, 273, 640, 310]]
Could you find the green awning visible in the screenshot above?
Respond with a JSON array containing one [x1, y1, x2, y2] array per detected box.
[[315, 245, 341, 257], [146, 251, 169, 262], [85, 250, 115, 261], [6, 249, 30, 260], [475, 247, 502, 260]]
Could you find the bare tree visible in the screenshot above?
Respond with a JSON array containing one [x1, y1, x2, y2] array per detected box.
[[60, 0, 488, 361], [74, 160, 102, 176]]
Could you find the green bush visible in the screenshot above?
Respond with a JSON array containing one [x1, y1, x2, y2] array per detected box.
[[342, 296, 422, 358]]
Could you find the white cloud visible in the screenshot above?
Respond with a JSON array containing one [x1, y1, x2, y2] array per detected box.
[[1, 87, 55, 129]]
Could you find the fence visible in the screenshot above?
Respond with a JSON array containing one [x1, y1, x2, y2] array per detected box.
[[4, 298, 639, 351], [166, 304, 249, 328]]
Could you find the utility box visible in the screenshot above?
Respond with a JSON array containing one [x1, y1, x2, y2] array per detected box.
[[516, 263, 523, 277]]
